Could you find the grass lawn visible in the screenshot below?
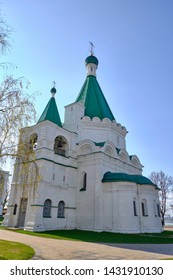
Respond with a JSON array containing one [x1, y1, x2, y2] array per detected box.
[[3, 228, 173, 244], [0, 239, 35, 260], [0, 217, 35, 260], [1, 215, 173, 244], [1, 217, 172, 259]]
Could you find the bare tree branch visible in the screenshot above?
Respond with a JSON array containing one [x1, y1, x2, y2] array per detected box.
[[0, 13, 12, 55], [0, 10, 40, 197], [150, 170, 173, 225]]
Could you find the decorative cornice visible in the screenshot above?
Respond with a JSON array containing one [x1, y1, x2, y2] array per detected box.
[[36, 157, 77, 169]]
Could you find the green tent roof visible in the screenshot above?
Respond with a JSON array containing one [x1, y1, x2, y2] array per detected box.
[[102, 172, 157, 187], [37, 96, 62, 127], [75, 75, 115, 121]]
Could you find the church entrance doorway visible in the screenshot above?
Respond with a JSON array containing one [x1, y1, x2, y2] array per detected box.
[[17, 198, 28, 227]]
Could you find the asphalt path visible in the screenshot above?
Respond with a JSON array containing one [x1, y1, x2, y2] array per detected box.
[[0, 229, 173, 260]]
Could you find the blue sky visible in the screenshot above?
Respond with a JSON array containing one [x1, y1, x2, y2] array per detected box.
[[1, 0, 173, 177]]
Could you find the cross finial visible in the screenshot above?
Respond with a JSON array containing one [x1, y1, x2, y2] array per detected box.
[[50, 80, 57, 97], [89, 42, 95, 55]]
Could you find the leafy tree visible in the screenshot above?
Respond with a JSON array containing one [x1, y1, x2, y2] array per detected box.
[[150, 171, 173, 226]]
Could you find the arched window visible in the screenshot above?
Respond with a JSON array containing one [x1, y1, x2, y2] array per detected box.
[[133, 198, 137, 216], [29, 133, 38, 150], [80, 172, 87, 191], [43, 199, 51, 217], [54, 136, 67, 156], [141, 199, 148, 216], [13, 204, 18, 215], [58, 201, 65, 218]]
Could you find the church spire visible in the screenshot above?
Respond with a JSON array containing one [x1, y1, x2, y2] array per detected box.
[[50, 81, 57, 97], [75, 51, 115, 121], [85, 42, 99, 77], [37, 84, 62, 127]]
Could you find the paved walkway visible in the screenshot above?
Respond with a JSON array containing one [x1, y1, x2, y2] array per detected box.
[[1, 229, 173, 260]]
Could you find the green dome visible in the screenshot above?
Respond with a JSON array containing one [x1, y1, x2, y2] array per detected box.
[[102, 172, 157, 187], [50, 87, 57, 95], [85, 55, 99, 66]]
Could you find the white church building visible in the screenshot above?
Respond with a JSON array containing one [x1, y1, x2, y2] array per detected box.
[[3, 51, 162, 233]]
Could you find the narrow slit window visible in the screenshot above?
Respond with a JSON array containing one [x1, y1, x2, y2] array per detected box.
[[141, 199, 148, 216], [157, 203, 161, 217], [133, 200, 137, 216], [80, 172, 87, 191]]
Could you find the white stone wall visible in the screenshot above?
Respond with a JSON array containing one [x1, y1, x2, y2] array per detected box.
[[0, 170, 9, 216], [102, 182, 162, 233], [79, 117, 127, 149], [76, 154, 96, 230], [64, 102, 84, 135], [3, 181, 27, 227]]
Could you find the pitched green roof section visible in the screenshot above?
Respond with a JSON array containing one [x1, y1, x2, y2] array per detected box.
[[37, 96, 62, 127], [76, 75, 115, 121], [102, 172, 157, 187]]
